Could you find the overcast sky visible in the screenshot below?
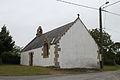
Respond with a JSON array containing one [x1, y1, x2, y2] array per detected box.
[[0, 0, 120, 47]]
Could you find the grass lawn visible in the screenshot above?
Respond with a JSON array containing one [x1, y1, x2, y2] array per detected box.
[[0, 65, 120, 76], [102, 65, 120, 71], [0, 65, 64, 76]]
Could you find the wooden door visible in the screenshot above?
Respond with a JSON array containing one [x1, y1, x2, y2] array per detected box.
[[29, 52, 33, 66]]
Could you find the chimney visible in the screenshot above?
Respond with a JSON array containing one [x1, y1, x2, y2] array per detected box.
[[36, 26, 43, 37], [77, 14, 80, 18]]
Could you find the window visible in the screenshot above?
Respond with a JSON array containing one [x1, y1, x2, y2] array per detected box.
[[43, 42, 49, 58]]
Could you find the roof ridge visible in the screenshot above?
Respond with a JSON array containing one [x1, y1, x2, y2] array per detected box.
[[41, 21, 74, 36]]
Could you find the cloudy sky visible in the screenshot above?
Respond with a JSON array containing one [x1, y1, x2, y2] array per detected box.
[[0, 0, 120, 47]]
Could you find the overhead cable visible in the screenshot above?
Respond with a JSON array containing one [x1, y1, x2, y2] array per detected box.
[[57, 0, 120, 17], [57, 0, 98, 10], [103, 0, 120, 8]]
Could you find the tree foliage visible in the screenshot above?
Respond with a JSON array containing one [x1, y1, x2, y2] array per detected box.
[[89, 28, 113, 49], [0, 25, 20, 64], [0, 25, 15, 55], [89, 28, 120, 65], [1, 51, 20, 64], [111, 42, 120, 65]]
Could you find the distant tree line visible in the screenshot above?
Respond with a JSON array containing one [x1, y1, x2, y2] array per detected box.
[[0, 25, 21, 64], [90, 28, 120, 65]]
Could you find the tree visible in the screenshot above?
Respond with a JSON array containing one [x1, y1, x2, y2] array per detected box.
[[89, 28, 116, 65], [0, 25, 15, 56], [89, 28, 113, 49], [116, 52, 120, 65], [13, 45, 22, 53], [111, 42, 120, 65], [0, 25, 21, 64], [110, 42, 120, 52]]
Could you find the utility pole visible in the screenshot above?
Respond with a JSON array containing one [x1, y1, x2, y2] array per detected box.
[[99, 7, 103, 69], [99, 1, 109, 69]]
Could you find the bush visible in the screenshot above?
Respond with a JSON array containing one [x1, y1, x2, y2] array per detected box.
[[1, 51, 20, 64], [103, 53, 116, 65], [115, 52, 120, 65], [103, 58, 116, 65], [0, 58, 2, 64]]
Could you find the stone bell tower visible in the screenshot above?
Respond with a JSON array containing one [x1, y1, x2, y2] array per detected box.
[[36, 26, 43, 37]]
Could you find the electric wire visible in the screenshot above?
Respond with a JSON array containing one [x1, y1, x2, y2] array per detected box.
[[57, 0, 120, 36], [103, 0, 120, 8], [103, 0, 107, 29], [103, 10, 120, 16], [103, 12, 107, 29], [57, 0, 98, 10], [57, 0, 120, 17], [105, 28, 120, 34]]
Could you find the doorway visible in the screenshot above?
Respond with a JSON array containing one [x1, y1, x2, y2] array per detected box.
[[29, 52, 33, 66]]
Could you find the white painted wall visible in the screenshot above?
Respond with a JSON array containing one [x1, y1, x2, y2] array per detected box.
[[59, 19, 100, 69], [21, 18, 100, 69], [20, 51, 29, 65], [20, 45, 55, 66]]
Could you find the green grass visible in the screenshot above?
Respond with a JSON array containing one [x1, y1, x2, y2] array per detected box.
[[0, 65, 64, 76], [102, 65, 120, 71], [0, 65, 120, 76]]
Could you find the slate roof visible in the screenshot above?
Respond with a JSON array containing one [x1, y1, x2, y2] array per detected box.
[[22, 19, 77, 52]]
